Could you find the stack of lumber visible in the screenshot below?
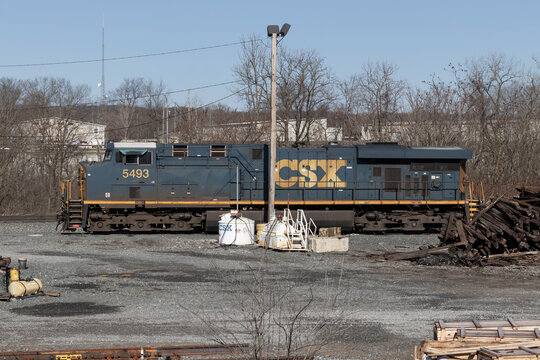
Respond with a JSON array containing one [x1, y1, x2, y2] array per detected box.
[[478, 346, 540, 359], [415, 318, 540, 360], [384, 188, 540, 266], [438, 188, 540, 266]]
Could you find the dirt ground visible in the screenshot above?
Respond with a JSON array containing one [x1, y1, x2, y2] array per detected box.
[[1, 222, 539, 359]]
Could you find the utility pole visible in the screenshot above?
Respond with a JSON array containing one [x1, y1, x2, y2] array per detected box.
[[162, 100, 165, 143], [267, 24, 290, 221], [187, 89, 191, 123], [161, 95, 169, 143]]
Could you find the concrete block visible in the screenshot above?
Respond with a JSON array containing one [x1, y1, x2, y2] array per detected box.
[[319, 227, 341, 237], [309, 236, 349, 253]]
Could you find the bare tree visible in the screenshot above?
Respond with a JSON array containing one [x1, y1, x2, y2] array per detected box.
[[0, 78, 24, 211], [233, 34, 271, 129], [22, 77, 91, 212], [185, 255, 350, 360], [452, 55, 524, 186], [336, 74, 363, 142], [143, 79, 167, 140], [277, 49, 336, 144], [341, 62, 406, 142], [111, 78, 146, 140], [402, 75, 466, 146]]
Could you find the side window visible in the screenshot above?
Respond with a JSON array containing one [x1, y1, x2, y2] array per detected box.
[[173, 145, 188, 157], [118, 150, 152, 165], [139, 152, 152, 164], [125, 154, 138, 164], [211, 145, 226, 157]]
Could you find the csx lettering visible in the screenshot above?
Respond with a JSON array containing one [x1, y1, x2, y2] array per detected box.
[[122, 169, 149, 179], [276, 159, 347, 188], [219, 224, 233, 231]]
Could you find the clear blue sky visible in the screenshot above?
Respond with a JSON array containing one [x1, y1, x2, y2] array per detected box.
[[1, 0, 539, 109]]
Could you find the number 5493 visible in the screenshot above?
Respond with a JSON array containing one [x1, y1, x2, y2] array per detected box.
[[122, 169, 149, 178]]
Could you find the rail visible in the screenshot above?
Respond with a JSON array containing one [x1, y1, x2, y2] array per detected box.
[[0, 343, 250, 360]]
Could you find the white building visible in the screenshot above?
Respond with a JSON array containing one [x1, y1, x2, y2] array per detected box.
[[23, 117, 107, 162], [203, 118, 342, 144]]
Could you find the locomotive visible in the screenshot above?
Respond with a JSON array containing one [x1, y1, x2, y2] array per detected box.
[[59, 141, 473, 233]]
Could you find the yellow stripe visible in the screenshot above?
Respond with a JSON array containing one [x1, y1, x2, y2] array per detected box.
[[83, 200, 466, 206], [277, 200, 466, 205]]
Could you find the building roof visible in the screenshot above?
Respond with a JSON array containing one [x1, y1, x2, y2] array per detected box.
[[357, 143, 473, 159], [26, 117, 107, 128]]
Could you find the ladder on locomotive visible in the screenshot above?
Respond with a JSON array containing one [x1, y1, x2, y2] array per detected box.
[[67, 199, 83, 229], [466, 181, 485, 221], [61, 180, 82, 231]]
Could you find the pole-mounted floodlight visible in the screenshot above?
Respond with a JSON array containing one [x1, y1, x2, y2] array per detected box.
[[279, 23, 290, 37], [267, 23, 291, 223], [267, 25, 279, 36], [267, 24, 290, 37]]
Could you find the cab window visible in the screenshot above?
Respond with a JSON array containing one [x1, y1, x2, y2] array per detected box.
[[116, 150, 152, 165]]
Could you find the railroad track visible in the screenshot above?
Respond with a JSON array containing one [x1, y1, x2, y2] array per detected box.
[[0, 215, 56, 223], [0, 343, 312, 360], [0, 343, 247, 360]]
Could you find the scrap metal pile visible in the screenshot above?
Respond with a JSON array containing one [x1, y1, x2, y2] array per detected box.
[[385, 188, 540, 266], [440, 188, 540, 266], [416, 318, 540, 359]]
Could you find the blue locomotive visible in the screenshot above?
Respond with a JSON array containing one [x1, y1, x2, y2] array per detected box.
[[59, 142, 473, 233]]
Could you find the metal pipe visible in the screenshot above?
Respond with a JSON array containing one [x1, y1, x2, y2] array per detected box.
[[268, 31, 277, 221]]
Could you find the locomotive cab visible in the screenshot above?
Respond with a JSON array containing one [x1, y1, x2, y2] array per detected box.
[[83, 142, 157, 205]]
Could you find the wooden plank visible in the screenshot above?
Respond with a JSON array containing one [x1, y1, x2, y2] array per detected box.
[[434, 320, 540, 342], [384, 245, 451, 261], [442, 212, 455, 243], [471, 196, 505, 225], [438, 320, 540, 328], [423, 340, 540, 356], [519, 346, 540, 354], [455, 219, 469, 244]]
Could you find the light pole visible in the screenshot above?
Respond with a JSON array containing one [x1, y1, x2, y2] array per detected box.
[[267, 23, 290, 221], [161, 95, 169, 143]]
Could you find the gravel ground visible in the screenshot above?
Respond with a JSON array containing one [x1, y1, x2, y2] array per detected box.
[[1, 222, 539, 359]]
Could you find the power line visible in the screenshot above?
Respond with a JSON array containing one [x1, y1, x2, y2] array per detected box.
[[0, 80, 240, 112], [0, 87, 246, 139], [102, 87, 247, 133], [0, 39, 263, 68]]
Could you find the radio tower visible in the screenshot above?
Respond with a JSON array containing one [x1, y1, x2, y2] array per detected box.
[[101, 14, 105, 102]]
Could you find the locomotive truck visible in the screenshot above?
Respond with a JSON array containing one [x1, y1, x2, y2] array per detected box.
[[58, 141, 473, 233]]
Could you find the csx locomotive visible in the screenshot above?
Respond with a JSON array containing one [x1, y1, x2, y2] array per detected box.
[[59, 141, 473, 233]]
